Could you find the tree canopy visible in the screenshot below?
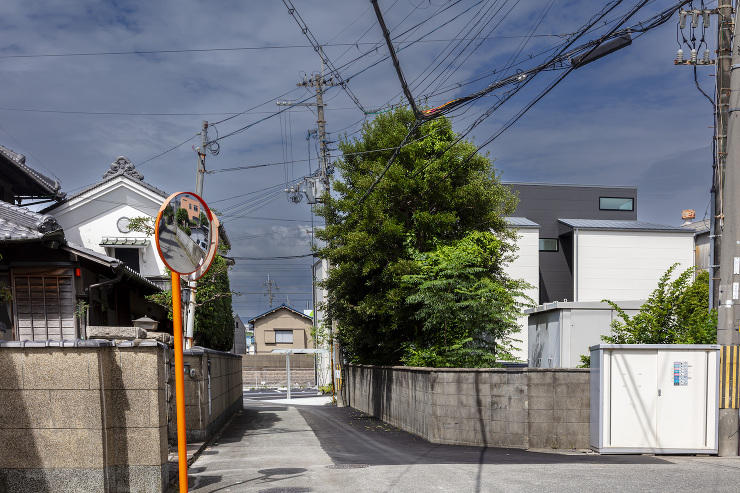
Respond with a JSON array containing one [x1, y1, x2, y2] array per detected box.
[[314, 107, 528, 366]]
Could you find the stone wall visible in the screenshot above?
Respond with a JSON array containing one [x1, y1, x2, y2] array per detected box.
[[345, 365, 590, 450], [178, 348, 243, 443], [0, 340, 169, 493]]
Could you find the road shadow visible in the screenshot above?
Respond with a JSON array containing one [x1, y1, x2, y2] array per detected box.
[[298, 406, 671, 466], [215, 406, 287, 444]]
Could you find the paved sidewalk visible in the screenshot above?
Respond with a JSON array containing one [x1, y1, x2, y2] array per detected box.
[[181, 399, 740, 493]]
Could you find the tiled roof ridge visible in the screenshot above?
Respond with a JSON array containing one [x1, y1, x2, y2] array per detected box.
[[0, 144, 64, 198], [44, 157, 168, 211], [0, 201, 62, 239]]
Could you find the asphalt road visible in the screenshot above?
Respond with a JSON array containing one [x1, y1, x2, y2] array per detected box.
[[184, 399, 740, 493], [158, 221, 199, 273]]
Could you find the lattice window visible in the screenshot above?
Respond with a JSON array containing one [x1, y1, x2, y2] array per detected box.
[[13, 275, 75, 341]]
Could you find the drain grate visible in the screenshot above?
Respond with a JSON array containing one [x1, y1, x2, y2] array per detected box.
[[325, 464, 369, 469], [258, 487, 312, 493]]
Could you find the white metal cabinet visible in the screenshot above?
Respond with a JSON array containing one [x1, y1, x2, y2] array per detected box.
[[590, 344, 719, 454]]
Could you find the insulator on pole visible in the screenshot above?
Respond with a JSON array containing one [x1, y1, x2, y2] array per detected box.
[[691, 48, 698, 64], [677, 49, 684, 63], [703, 49, 711, 64]]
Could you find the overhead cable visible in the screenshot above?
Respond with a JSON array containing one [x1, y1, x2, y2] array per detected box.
[[371, 0, 420, 117]]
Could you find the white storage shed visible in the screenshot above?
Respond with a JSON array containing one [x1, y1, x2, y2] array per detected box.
[[590, 344, 720, 454]]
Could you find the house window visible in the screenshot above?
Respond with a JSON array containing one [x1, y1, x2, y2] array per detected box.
[[600, 197, 634, 211], [113, 248, 140, 273], [539, 238, 559, 252], [275, 330, 293, 344], [13, 275, 75, 340]]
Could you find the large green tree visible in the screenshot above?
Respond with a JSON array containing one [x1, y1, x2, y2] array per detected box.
[[314, 107, 526, 366]]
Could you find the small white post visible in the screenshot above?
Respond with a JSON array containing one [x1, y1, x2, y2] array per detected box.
[[286, 352, 291, 401]]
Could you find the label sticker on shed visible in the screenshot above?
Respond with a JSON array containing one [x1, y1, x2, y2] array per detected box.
[[674, 361, 689, 386]]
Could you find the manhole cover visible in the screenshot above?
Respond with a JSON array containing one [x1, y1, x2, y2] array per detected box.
[[325, 464, 369, 469], [258, 488, 312, 493]]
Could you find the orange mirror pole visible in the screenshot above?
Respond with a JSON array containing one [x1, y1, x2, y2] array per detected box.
[[172, 271, 188, 492]]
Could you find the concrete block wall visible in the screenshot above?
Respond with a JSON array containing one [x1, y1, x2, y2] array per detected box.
[[242, 368, 315, 388], [0, 341, 169, 493], [178, 348, 243, 443], [241, 353, 316, 388], [345, 365, 590, 450]]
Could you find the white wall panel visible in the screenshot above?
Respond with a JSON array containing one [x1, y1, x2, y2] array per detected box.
[[504, 228, 539, 361], [576, 231, 694, 302]]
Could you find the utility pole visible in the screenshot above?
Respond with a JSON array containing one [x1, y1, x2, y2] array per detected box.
[[675, 4, 737, 456], [712, 5, 733, 311], [185, 121, 208, 348], [263, 274, 279, 308], [716, 2, 740, 456], [278, 51, 334, 204], [280, 53, 340, 400]]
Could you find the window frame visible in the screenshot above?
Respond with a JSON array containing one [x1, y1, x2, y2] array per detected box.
[[539, 238, 559, 252], [599, 196, 634, 211], [275, 329, 293, 344]]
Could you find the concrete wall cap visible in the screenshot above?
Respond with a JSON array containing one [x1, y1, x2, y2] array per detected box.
[[185, 346, 243, 358], [115, 339, 168, 348], [0, 339, 115, 348]]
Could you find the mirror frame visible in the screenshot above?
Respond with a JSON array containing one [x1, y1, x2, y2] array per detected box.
[[154, 191, 220, 280]]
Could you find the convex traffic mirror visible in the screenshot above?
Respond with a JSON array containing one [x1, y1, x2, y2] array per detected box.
[[154, 192, 220, 280]]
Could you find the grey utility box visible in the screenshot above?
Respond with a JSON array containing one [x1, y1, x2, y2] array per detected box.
[[590, 344, 720, 454], [526, 301, 643, 368]]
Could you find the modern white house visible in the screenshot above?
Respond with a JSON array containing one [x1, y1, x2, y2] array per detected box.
[[557, 219, 695, 303], [503, 217, 540, 362], [504, 184, 696, 367]]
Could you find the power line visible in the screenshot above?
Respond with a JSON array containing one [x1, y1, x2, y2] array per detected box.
[[283, 0, 367, 113], [231, 254, 314, 260], [0, 36, 574, 60]]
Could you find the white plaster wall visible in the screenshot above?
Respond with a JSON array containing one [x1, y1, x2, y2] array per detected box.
[[50, 177, 167, 277], [503, 227, 539, 362], [575, 230, 694, 302]]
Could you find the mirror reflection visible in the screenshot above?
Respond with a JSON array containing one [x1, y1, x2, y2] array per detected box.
[[157, 193, 212, 274]]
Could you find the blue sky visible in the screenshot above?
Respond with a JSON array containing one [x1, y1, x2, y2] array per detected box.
[[0, 0, 716, 316]]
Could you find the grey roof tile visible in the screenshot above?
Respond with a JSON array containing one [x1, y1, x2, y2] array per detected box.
[[0, 145, 65, 200], [42, 156, 167, 213], [62, 242, 161, 291], [0, 201, 63, 241], [505, 216, 539, 228], [681, 219, 710, 234], [248, 303, 312, 324], [558, 219, 693, 233]]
